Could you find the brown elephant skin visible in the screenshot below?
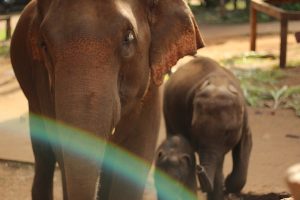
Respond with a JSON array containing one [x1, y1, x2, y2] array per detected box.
[[163, 56, 252, 200], [10, 0, 204, 199], [154, 135, 197, 200]]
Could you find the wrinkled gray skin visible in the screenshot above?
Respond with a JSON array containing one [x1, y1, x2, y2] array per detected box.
[[154, 135, 197, 200], [10, 0, 204, 199], [163, 56, 252, 200]]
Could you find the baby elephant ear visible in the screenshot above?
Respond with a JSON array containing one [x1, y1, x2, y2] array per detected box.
[[149, 0, 205, 85]]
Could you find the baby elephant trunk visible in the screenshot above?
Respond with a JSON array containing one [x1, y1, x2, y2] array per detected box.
[[196, 153, 221, 194], [197, 165, 213, 193]]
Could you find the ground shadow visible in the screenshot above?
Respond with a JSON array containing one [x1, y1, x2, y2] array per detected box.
[[231, 192, 291, 200]]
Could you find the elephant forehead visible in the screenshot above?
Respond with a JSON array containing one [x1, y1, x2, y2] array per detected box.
[[116, 0, 138, 31], [56, 38, 112, 63], [41, 1, 139, 42]]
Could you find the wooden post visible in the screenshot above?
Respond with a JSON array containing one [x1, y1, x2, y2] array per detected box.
[[296, 32, 300, 43], [220, 0, 226, 18], [280, 17, 288, 68], [250, 5, 257, 51], [6, 16, 11, 40]]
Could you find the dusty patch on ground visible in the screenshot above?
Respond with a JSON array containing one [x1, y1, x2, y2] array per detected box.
[[0, 161, 62, 200]]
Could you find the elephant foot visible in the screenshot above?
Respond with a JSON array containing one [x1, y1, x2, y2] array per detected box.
[[225, 173, 245, 193], [196, 165, 213, 193]]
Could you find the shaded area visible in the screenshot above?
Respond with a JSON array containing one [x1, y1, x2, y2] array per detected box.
[[0, 160, 62, 200], [237, 192, 291, 200]]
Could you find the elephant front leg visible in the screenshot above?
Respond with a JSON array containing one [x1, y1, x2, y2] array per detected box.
[[96, 144, 116, 200], [108, 129, 159, 199], [207, 157, 225, 200], [96, 135, 157, 200], [59, 131, 107, 200], [97, 101, 160, 200], [197, 151, 225, 200], [225, 124, 252, 193], [29, 111, 56, 200]]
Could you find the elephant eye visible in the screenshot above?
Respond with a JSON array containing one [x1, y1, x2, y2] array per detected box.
[[123, 30, 135, 44], [40, 41, 48, 51], [157, 150, 165, 160], [121, 30, 136, 58]]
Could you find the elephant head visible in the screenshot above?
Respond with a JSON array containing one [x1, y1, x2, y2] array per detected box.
[[25, 0, 204, 136], [10, 0, 204, 199], [154, 135, 197, 200]]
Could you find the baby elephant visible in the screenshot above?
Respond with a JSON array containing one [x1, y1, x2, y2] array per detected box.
[[154, 135, 197, 200], [163, 56, 252, 200]]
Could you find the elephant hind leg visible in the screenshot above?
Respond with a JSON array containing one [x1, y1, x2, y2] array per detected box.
[[225, 119, 252, 193], [30, 113, 56, 200]]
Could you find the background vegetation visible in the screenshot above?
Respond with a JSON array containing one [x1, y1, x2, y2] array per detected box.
[[189, 0, 300, 24]]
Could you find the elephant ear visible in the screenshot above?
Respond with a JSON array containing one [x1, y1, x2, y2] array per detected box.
[[149, 0, 205, 85]]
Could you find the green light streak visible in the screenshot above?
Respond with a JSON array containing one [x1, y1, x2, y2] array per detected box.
[[0, 113, 198, 200]]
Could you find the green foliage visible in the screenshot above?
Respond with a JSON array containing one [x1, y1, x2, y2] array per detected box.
[[225, 0, 247, 10], [269, 85, 288, 110], [191, 6, 249, 24], [285, 97, 300, 117], [190, 0, 274, 24], [222, 51, 278, 69], [232, 67, 300, 116], [194, 0, 247, 9], [240, 83, 269, 106], [286, 60, 300, 68], [0, 29, 9, 57], [190, 0, 300, 24], [236, 69, 281, 107], [279, 3, 300, 11], [203, 0, 220, 8], [0, 43, 10, 57], [0, 30, 6, 41], [222, 52, 300, 116]]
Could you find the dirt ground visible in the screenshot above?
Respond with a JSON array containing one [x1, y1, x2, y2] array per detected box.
[[0, 17, 300, 199]]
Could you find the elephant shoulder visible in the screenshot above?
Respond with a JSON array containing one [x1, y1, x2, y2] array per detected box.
[[10, 1, 39, 101]]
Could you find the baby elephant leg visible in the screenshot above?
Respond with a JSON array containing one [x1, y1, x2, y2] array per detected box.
[[207, 157, 224, 200], [225, 124, 252, 193]]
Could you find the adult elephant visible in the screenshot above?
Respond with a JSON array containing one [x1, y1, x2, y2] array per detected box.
[[10, 0, 204, 199]]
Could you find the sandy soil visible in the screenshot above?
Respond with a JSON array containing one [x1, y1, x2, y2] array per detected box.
[[0, 22, 300, 199]]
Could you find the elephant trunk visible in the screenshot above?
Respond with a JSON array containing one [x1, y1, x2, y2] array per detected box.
[[55, 76, 120, 138], [54, 47, 121, 139], [197, 152, 220, 193], [53, 50, 121, 199], [197, 165, 213, 193]]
